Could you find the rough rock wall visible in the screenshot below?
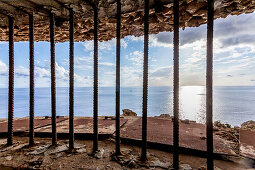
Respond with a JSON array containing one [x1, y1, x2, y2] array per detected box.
[[0, 0, 254, 42]]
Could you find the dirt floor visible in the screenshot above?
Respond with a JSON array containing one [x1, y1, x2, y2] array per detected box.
[[0, 137, 254, 170]]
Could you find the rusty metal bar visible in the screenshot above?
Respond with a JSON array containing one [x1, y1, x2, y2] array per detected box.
[[141, 0, 149, 161], [29, 13, 35, 146], [69, 8, 74, 150], [7, 16, 14, 146], [93, 6, 99, 153], [173, 0, 180, 169], [115, 0, 121, 156], [206, 0, 214, 169], [68, 7, 74, 150], [50, 12, 57, 146]]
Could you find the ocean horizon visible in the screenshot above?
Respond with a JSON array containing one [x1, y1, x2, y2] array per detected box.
[[0, 86, 254, 127]]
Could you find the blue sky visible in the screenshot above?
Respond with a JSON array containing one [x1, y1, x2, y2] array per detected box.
[[0, 12, 255, 88]]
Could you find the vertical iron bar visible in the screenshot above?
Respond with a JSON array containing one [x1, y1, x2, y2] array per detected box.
[[7, 16, 14, 146], [115, 0, 121, 156], [50, 12, 57, 146], [29, 13, 35, 146], [93, 6, 99, 153], [206, 0, 214, 169], [173, 0, 179, 169], [69, 8, 74, 150], [141, 0, 149, 161]]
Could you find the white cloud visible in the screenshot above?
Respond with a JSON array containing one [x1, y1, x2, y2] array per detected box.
[[150, 32, 172, 48], [74, 74, 92, 87], [128, 35, 144, 42], [35, 67, 50, 78], [125, 50, 143, 66], [99, 62, 115, 67], [121, 66, 142, 87], [0, 60, 8, 76], [149, 66, 172, 86], [128, 33, 173, 48], [150, 66, 172, 78], [55, 63, 69, 81], [83, 38, 128, 51], [15, 66, 29, 77]]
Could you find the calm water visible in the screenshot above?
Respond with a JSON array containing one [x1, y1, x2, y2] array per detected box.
[[0, 86, 254, 126]]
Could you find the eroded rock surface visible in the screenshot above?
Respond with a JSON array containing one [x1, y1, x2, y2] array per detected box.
[[0, 0, 255, 42], [122, 109, 137, 116]]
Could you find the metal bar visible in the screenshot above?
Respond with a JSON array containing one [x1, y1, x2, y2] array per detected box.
[[141, 0, 149, 161], [7, 16, 14, 146], [50, 12, 57, 146], [93, 6, 99, 153], [206, 0, 214, 169], [29, 13, 35, 146], [173, 0, 180, 169], [115, 0, 121, 156], [69, 8, 74, 150]]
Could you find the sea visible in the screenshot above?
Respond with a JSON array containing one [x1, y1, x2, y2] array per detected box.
[[0, 86, 254, 127]]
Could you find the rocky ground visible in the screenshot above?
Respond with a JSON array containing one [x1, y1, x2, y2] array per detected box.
[[213, 121, 240, 154], [1, 111, 255, 169], [0, 137, 253, 170]]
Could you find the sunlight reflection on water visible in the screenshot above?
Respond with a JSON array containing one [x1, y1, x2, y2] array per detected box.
[[179, 86, 206, 124]]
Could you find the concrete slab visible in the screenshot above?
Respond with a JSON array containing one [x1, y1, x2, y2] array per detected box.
[[0, 117, 68, 133], [120, 117, 234, 154], [35, 117, 128, 134], [0, 116, 236, 155]]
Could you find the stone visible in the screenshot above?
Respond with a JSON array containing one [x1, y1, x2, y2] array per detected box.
[[93, 149, 105, 159], [44, 144, 69, 156], [181, 119, 191, 124], [122, 109, 137, 116], [179, 164, 192, 170], [74, 143, 86, 149], [213, 127, 220, 131], [148, 158, 170, 169], [127, 159, 137, 168], [214, 166, 223, 170], [200, 136, 206, 140], [241, 120, 255, 130], [5, 156, 12, 161], [29, 160, 43, 169], [198, 166, 206, 170], [56, 152, 65, 158], [27, 145, 50, 155], [76, 148, 87, 154], [0, 139, 6, 145], [155, 114, 172, 119]]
